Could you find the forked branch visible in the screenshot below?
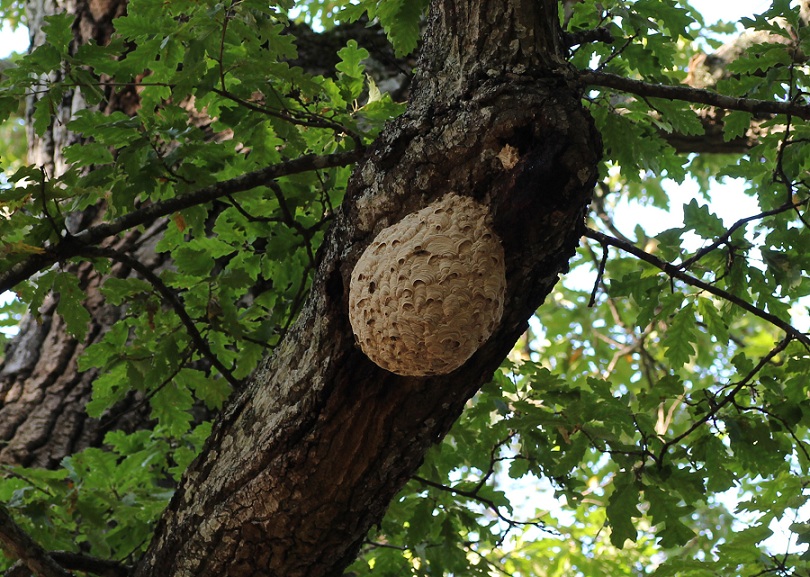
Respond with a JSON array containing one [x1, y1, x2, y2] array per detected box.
[[583, 228, 810, 348]]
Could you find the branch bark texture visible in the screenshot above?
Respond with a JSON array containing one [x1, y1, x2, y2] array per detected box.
[[580, 70, 810, 120], [0, 504, 73, 577]]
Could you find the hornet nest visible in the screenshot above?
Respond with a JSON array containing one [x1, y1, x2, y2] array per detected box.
[[349, 193, 506, 376]]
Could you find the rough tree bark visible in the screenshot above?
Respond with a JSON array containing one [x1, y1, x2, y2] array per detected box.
[[0, 0, 148, 468], [131, 1, 600, 576]]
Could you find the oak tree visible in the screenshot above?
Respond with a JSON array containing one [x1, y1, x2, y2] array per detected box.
[[0, 0, 809, 576]]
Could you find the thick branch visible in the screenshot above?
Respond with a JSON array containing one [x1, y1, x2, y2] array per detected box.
[[48, 553, 129, 577], [0, 150, 362, 294], [583, 228, 810, 348], [580, 70, 810, 120], [0, 505, 73, 577]]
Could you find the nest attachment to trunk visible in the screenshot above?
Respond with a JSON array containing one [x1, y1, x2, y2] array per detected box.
[[349, 193, 506, 377]]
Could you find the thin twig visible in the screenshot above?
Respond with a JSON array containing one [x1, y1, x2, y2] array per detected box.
[[677, 199, 808, 270], [583, 228, 810, 348], [564, 27, 614, 47], [0, 467, 56, 499], [268, 182, 317, 268], [747, 406, 810, 465], [38, 169, 63, 239], [212, 87, 364, 149], [591, 182, 634, 244], [588, 242, 609, 307], [277, 262, 315, 344], [98, 350, 193, 432], [80, 246, 242, 390], [361, 540, 407, 551], [412, 475, 549, 531], [657, 336, 792, 464]]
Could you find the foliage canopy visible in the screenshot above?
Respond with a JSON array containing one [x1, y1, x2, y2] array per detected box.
[[0, 0, 809, 575]]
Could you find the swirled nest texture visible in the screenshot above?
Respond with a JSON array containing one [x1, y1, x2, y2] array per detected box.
[[349, 193, 506, 376]]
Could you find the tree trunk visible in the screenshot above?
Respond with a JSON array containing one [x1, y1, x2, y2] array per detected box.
[[0, 0, 145, 468], [132, 1, 600, 576]]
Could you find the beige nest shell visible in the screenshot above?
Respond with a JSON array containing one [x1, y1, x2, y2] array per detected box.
[[349, 193, 506, 376]]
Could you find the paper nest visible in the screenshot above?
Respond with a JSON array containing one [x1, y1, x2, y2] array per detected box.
[[349, 193, 506, 376]]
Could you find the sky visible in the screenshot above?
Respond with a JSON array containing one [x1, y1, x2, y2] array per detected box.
[[0, 20, 25, 57]]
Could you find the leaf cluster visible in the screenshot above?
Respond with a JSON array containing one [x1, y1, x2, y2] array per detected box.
[[0, 0, 408, 565], [0, 425, 210, 569]]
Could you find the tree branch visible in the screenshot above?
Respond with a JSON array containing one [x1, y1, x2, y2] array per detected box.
[[657, 336, 792, 464], [0, 504, 73, 577], [49, 552, 129, 577], [6, 552, 128, 577], [411, 476, 548, 530], [677, 199, 808, 270], [211, 88, 364, 150], [579, 70, 810, 120], [79, 246, 242, 390], [583, 228, 810, 348], [564, 27, 613, 47], [0, 150, 362, 294]]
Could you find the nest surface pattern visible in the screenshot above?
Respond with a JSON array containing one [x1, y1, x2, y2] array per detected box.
[[349, 193, 506, 376]]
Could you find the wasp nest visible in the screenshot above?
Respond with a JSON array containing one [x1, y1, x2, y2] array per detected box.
[[349, 193, 506, 377]]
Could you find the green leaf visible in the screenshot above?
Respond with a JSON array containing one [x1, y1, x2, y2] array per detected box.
[[696, 297, 729, 345], [177, 368, 232, 410], [606, 475, 641, 547], [101, 277, 153, 306], [682, 199, 726, 239], [658, 517, 697, 548], [336, 40, 369, 100], [662, 304, 698, 366], [377, 0, 428, 57], [85, 363, 129, 417], [32, 94, 56, 136], [63, 142, 115, 167], [335, 40, 369, 79], [54, 273, 91, 341], [716, 523, 773, 561], [722, 110, 753, 142], [344, 0, 429, 57], [150, 382, 194, 437], [42, 13, 75, 55]]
